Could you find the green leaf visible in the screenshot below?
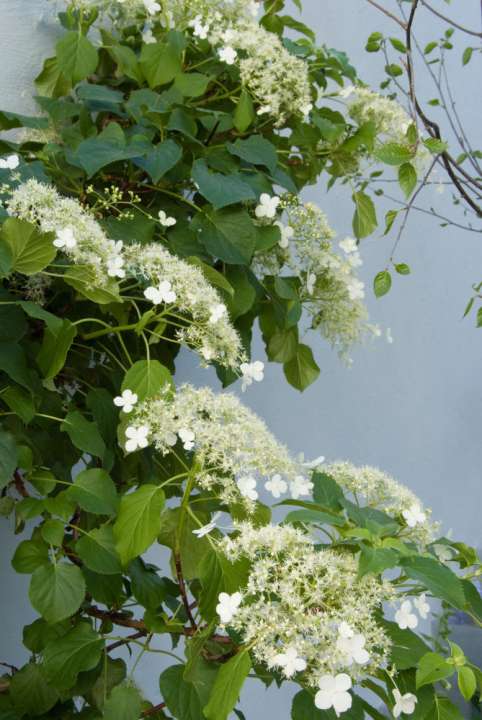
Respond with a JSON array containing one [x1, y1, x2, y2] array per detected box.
[[121, 359, 173, 401], [352, 191, 377, 238], [195, 209, 257, 265], [71, 122, 150, 178], [42, 622, 104, 690], [134, 139, 182, 183], [398, 162, 417, 198], [384, 209, 399, 236], [159, 665, 206, 720], [430, 695, 465, 719], [204, 650, 251, 720], [174, 72, 211, 97], [12, 538, 49, 574], [63, 265, 121, 304], [140, 40, 182, 88], [1, 385, 36, 424], [29, 562, 85, 623], [113, 485, 165, 565], [416, 652, 455, 689], [457, 666, 476, 701], [401, 556, 466, 609], [9, 663, 59, 717], [284, 344, 320, 391], [68, 469, 118, 515], [359, 546, 399, 577], [198, 550, 249, 620], [292, 689, 332, 719], [192, 159, 256, 209], [382, 620, 430, 670], [0, 430, 17, 490], [395, 263, 411, 275], [227, 136, 278, 173], [103, 685, 143, 720], [36, 318, 77, 380], [56, 32, 98, 85], [128, 558, 167, 609], [374, 143, 414, 166], [41, 519, 65, 547], [234, 90, 255, 132], [462, 47, 473, 65], [267, 326, 298, 363], [0, 218, 56, 276], [90, 657, 127, 710], [423, 138, 448, 155], [76, 525, 122, 575], [284, 508, 345, 527], [312, 472, 344, 510], [35, 56, 71, 98], [374, 270, 392, 298], [109, 44, 144, 84], [61, 411, 106, 459]]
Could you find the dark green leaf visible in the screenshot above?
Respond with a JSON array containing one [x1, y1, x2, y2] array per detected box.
[[227, 136, 278, 173], [192, 159, 256, 209], [36, 319, 77, 380], [9, 663, 59, 716], [76, 525, 122, 575], [0, 430, 17, 490], [134, 139, 182, 182], [61, 411, 106, 458], [42, 622, 104, 690], [401, 556, 466, 609]]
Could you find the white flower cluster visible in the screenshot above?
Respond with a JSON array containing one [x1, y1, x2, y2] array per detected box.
[[219, 523, 392, 692], [254, 196, 378, 359], [123, 384, 311, 508], [197, 10, 312, 125], [69, 0, 313, 126], [7, 180, 243, 369], [344, 86, 430, 170], [325, 462, 439, 546]]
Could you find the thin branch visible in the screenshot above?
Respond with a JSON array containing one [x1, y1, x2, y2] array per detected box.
[[383, 193, 482, 233], [142, 703, 166, 717], [389, 158, 438, 261], [0, 662, 18, 674], [419, 0, 482, 38], [174, 553, 198, 630], [106, 631, 145, 653], [365, 0, 407, 29], [404, 0, 482, 216]]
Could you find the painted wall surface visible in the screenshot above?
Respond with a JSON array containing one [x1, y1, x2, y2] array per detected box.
[[0, 0, 480, 715]]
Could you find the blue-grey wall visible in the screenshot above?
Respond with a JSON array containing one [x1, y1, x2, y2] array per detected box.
[[0, 0, 480, 714]]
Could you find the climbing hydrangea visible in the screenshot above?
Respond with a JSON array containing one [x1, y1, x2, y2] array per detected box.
[[123, 385, 310, 508], [220, 523, 393, 689], [324, 461, 439, 546], [254, 196, 379, 359], [7, 180, 244, 369]]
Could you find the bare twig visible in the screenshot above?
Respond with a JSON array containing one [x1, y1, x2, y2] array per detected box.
[[365, 0, 407, 29], [142, 703, 166, 717], [404, 0, 482, 216], [419, 0, 482, 38], [0, 662, 18, 674], [389, 158, 438, 261], [174, 553, 197, 630], [383, 193, 482, 233], [106, 631, 146, 653]]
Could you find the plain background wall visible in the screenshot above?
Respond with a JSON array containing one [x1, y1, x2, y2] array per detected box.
[[0, 0, 481, 715]]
